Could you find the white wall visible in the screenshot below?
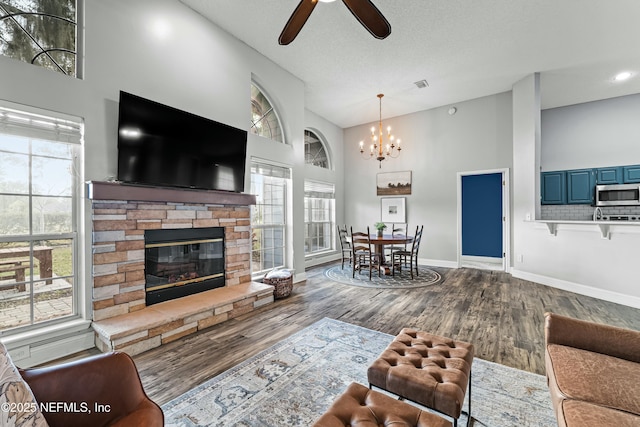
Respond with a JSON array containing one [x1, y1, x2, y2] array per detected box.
[[541, 93, 640, 170], [343, 92, 513, 265], [0, 0, 343, 360]]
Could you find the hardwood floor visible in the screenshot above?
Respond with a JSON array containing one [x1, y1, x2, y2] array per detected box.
[[68, 263, 640, 406]]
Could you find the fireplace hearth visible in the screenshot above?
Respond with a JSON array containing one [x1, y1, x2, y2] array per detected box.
[[145, 227, 225, 305]]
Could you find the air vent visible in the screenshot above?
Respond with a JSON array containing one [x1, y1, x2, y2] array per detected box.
[[414, 79, 429, 89]]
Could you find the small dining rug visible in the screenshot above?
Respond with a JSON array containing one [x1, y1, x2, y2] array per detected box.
[[324, 264, 441, 289], [162, 318, 556, 427]]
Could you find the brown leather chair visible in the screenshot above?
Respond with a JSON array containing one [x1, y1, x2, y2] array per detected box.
[[20, 351, 163, 427]]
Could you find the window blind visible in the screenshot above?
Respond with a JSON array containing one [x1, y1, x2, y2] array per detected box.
[[304, 180, 335, 199], [0, 104, 83, 144], [251, 160, 291, 179]]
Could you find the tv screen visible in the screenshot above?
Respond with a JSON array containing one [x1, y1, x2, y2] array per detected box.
[[117, 91, 247, 193]]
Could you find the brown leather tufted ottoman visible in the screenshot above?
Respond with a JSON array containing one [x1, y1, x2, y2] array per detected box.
[[367, 329, 474, 427], [313, 382, 452, 427]]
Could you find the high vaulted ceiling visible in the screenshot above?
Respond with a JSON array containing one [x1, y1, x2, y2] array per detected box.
[[180, 0, 640, 128]]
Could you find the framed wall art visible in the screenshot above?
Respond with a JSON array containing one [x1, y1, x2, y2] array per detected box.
[[381, 197, 406, 223], [376, 170, 412, 195]]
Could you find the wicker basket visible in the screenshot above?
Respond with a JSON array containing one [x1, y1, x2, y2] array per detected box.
[[263, 269, 293, 299]]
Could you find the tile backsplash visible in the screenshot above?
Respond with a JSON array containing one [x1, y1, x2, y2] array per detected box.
[[541, 205, 640, 221]]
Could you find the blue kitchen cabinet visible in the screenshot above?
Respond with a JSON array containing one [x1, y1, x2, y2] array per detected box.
[[623, 165, 640, 183], [567, 168, 596, 204], [596, 167, 623, 184], [541, 171, 566, 205]]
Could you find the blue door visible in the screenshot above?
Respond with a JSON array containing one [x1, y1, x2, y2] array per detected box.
[[462, 173, 503, 258]]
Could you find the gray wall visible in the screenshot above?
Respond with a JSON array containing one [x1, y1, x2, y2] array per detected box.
[[343, 92, 513, 264]]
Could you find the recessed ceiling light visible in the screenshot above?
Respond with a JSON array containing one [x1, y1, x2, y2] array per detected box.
[[614, 71, 632, 82]]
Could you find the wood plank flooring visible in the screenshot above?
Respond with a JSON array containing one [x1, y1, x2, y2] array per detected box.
[[64, 263, 640, 406]]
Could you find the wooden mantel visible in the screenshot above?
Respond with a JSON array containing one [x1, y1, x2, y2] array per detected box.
[[87, 181, 256, 206]]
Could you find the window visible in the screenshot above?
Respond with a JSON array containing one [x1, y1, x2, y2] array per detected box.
[[304, 130, 330, 169], [250, 83, 284, 143], [250, 160, 289, 275], [0, 103, 82, 332], [0, 0, 78, 77], [304, 181, 335, 255]]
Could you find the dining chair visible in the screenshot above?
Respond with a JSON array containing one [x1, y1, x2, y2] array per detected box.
[[391, 225, 423, 279], [337, 224, 352, 270], [350, 226, 381, 280], [384, 223, 408, 258]]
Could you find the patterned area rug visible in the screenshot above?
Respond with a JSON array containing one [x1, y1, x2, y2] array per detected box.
[[163, 318, 556, 427], [324, 264, 442, 289]]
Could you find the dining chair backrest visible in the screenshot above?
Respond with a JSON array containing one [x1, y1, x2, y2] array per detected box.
[[410, 225, 424, 256], [350, 226, 372, 254], [337, 224, 350, 249], [391, 223, 409, 250], [391, 223, 407, 237]]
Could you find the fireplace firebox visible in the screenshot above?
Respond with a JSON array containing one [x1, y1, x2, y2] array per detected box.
[[144, 227, 225, 305]]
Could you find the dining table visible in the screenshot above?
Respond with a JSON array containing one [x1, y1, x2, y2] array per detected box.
[[368, 233, 413, 275]]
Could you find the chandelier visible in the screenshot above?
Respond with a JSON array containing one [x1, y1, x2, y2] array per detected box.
[[359, 94, 402, 168]]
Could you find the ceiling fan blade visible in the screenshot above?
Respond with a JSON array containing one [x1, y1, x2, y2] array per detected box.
[[342, 0, 391, 39], [279, 0, 318, 45]]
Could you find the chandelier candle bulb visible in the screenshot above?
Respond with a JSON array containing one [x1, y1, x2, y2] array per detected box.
[[358, 93, 403, 167]]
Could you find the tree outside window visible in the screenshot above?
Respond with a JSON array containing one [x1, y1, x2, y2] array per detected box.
[[0, 0, 77, 77], [304, 130, 330, 169], [250, 83, 284, 143]]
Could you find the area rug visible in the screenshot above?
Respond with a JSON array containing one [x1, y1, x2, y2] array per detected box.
[[323, 264, 441, 289], [162, 318, 555, 427]]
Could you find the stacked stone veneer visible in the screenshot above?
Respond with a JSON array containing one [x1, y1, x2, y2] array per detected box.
[[91, 200, 252, 321]]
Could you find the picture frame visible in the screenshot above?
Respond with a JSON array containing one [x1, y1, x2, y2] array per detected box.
[[376, 170, 412, 195], [381, 197, 406, 223]]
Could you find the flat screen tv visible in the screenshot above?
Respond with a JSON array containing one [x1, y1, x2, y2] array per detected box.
[[117, 91, 247, 193]]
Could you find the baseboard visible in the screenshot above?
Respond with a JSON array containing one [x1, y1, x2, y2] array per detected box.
[[511, 269, 640, 309], [419, 258, 459, 269], [2, 319, 95, 367], [305, 253, 341, 269], [293, 271, 307, 283]]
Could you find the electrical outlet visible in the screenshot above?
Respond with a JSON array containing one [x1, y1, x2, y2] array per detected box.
[[518, 254, 524, 263], [9, 345, 30, 361]]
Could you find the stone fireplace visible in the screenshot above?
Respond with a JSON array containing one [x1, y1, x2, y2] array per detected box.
[[88, 181, 274, 355]]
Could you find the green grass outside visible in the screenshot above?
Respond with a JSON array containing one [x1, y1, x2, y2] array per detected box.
[[0, 241, 73, 279]]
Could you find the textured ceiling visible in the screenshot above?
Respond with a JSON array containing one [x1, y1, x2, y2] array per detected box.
[[180, 0, 640, 128]]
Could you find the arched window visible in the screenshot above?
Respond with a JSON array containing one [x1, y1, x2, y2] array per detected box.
[[250, 83, 284, 143], [304, 130, 330, 169]]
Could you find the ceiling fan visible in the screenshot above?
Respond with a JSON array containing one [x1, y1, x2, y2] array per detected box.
[[279, 0, 391, 45]]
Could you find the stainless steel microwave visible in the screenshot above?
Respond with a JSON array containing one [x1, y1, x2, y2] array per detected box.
[[596, 183, 640, 206]]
